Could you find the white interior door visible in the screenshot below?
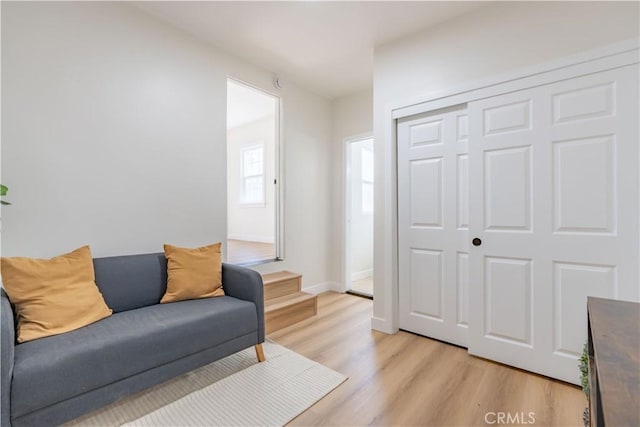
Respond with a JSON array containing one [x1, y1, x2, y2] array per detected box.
[[467, 64, 639, 384], [398, 105, 470, 347]]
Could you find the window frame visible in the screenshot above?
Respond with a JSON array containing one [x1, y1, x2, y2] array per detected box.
[[239, 142, 266, 207]]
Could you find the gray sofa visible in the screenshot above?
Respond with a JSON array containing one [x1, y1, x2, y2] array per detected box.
[[1, 252, 265, 427]]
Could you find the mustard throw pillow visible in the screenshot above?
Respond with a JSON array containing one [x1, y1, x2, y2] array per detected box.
[[161, 242, 224, 303], [1, 245, 112, 343]]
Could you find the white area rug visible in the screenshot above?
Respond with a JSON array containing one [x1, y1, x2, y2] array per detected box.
[[67, 341, 346, 427]]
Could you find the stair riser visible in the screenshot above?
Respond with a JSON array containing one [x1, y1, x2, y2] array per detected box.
[[264, 277, 301, 300], [266, 297, 317, 334]]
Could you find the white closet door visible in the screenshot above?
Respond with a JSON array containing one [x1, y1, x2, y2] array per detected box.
[[467, 64, 639, 384], [398, 105, 470, 347]]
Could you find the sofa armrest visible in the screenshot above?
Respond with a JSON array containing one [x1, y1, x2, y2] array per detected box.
[[1, 289, 15, 427], [221, 263, 265, 342]]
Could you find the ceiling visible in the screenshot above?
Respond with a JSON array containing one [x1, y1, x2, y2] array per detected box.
[[134, 1, 487, 99]]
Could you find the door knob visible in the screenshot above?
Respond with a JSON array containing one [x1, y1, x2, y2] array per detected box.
[[472, 238, 482, 247]]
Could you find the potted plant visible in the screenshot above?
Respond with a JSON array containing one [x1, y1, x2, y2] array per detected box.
[[579, 342, 590, 427], [1, 184, 10, 205]]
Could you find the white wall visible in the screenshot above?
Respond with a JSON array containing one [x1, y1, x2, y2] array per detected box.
[[1, 1, 333, 290], [372, 1, 640, 332], [330, 90, 373, 290], [227, 116, 276, 243], [252, 83, 334, 289]]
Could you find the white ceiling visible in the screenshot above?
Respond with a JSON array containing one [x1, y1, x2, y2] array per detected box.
[[134, 1, 487, 99]]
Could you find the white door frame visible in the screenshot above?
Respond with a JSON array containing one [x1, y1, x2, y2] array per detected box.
[[375, 38, 640, 334], [344, 133, 374, 294], [226, 76, 284, 263]]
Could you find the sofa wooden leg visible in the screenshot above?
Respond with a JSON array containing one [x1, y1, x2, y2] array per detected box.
[[255, 344, 266, 362]]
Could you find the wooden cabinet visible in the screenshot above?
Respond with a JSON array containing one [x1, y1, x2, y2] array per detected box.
[[587, 297, 639, 427]]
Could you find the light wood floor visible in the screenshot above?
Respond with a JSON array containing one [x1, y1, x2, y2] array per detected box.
[[270, 292, 586, 427], [350, 276, 373, 296], [226, 239, 275, 265]]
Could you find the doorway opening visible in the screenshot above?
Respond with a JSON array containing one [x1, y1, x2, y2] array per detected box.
[[226, 79, 280, 265], [345, 136, 374, 297]]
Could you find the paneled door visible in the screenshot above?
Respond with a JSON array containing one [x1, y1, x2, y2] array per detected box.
[[467, 64, 639, 384], [398, 105, 470, 347]]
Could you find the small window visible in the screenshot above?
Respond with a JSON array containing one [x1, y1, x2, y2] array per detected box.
[[240, 144, 265, 205], [361, 147, 374, 214]]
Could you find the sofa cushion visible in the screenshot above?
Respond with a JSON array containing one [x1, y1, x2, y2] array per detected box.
[[1, 245, 112, 343], [161, 243, 224, 303], [93, 253, 167, 312], [11, 296, 258, 417]]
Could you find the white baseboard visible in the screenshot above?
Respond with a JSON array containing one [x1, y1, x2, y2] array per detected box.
[[303, 281, 343, 295], [351, 269, 373, 281], [371, 316, 397, 334], [227, 234, 274, 244]]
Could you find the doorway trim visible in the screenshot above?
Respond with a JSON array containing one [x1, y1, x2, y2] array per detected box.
[[374, 38, 640, 334], [226, 76, 283, 264], [344, 133, 374, 295]]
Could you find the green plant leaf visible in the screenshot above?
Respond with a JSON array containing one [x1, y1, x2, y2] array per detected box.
[[0, 184, 7, 196], [0, 200, 11, 205], [579, 342, 589, 397]]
